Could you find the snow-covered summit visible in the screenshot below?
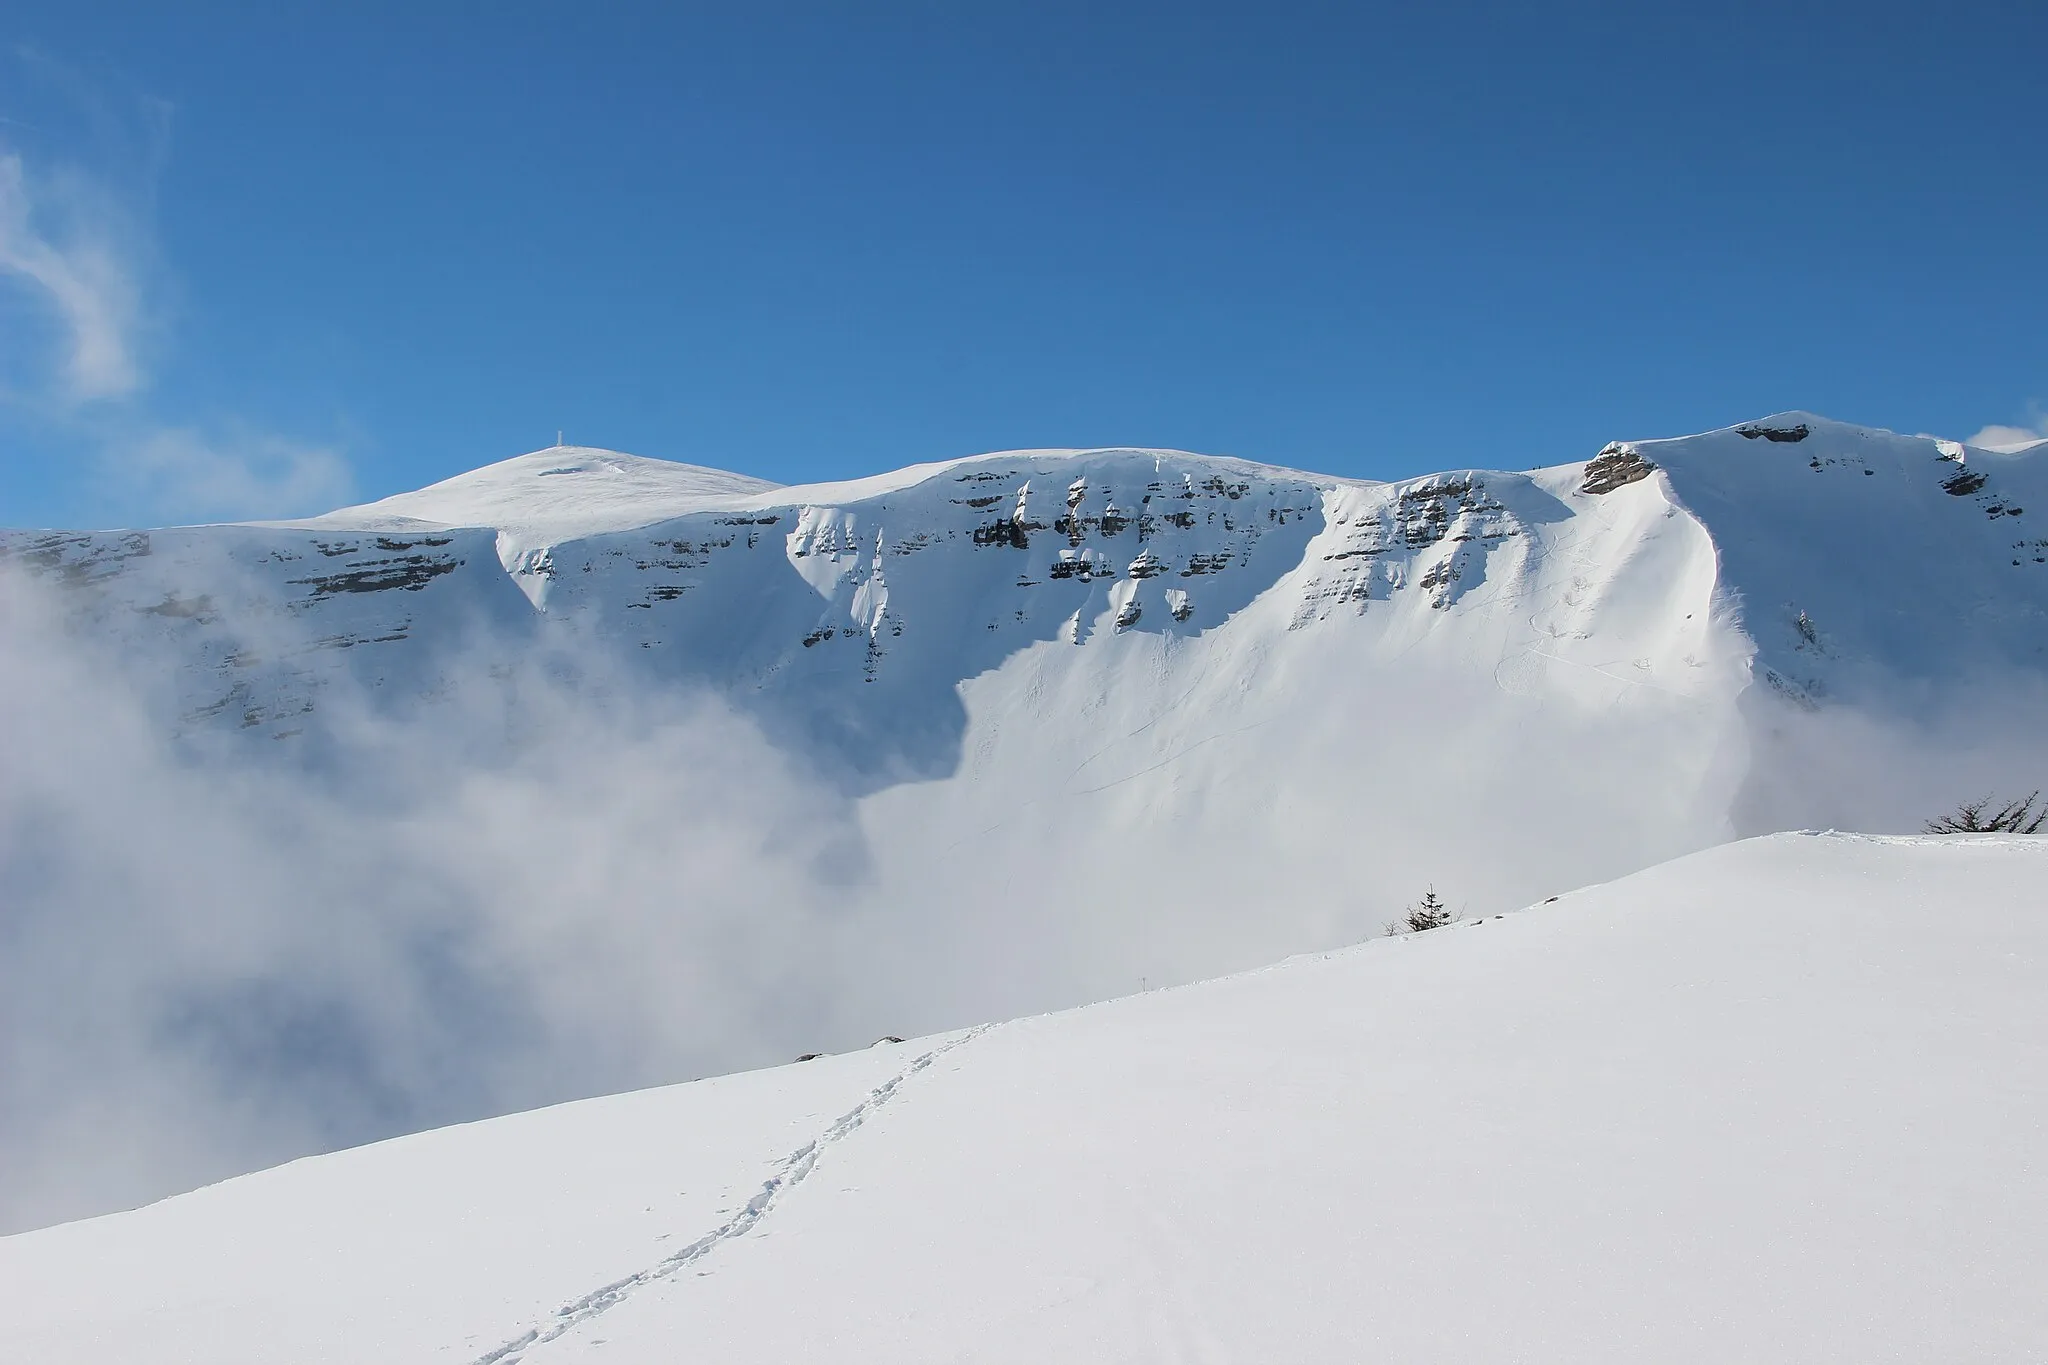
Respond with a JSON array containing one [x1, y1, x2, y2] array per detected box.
[[302, 445, 784, 543]]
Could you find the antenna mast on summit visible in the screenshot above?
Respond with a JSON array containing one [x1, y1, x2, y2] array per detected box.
[[556, 430, 564, 447]]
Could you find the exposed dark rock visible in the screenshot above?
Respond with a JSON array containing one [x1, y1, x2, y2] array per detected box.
[[1401, 478, 1475, 503], [141, 593, 214, 619], [1737, 423, 1811, 442], [289, 556, 461, 595], [1579, 446, 1658, 496], [972, 518, 1030, 549], [1419, 557, 1461, 609], [1199, 475, 1251, 500], [1401, 500, 1450, 548], [0, 532, 154, 587], [1942, 469, 1989, 497]]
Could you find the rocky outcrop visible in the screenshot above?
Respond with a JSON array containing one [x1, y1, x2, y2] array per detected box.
[[1579, 445, 1658, 495], [1736, 422, 1810, 443]]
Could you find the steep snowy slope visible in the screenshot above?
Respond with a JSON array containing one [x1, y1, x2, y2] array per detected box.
[[1638, 415, 2048, 700], [3, 831, 2042, 1364]]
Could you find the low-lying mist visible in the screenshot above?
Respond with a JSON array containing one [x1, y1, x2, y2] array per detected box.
[[5, 569, 2044, 1234], [1, 575, 872, 1232]]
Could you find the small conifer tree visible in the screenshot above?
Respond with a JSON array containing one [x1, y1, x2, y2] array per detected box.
[[1387, 886, 1457, 935]]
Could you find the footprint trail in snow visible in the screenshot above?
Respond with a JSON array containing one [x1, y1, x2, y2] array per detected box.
[[472, 1025, 991, 1365]]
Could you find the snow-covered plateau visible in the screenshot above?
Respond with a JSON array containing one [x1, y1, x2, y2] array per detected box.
[[3, 410, 2046, 1251], [2, 831, 2043, 1363]]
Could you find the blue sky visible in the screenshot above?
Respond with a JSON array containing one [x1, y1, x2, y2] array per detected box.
[[2, 1, 2043, 528]]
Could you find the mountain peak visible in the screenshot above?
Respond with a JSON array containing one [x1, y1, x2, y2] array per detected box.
[[303, 445, 782, 540]]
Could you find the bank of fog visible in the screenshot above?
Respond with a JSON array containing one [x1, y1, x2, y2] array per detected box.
[[1, 577, 891, 1232], [6, 571, 2044, 1234]]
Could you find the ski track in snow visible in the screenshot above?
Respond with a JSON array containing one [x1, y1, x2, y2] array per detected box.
[[472, 1025, 993, 1364]]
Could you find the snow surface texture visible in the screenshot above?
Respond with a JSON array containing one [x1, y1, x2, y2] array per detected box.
[[2, 831, 2042, 1364], [5, 412, 2048, 1232]]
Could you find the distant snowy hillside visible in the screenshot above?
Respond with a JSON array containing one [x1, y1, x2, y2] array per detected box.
[[4, 831, 2042, 1364]]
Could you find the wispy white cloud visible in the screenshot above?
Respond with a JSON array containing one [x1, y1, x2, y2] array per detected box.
[[2, 63, 355, 526], [114, 425, 354, 525], [0, 148, 144, 401]]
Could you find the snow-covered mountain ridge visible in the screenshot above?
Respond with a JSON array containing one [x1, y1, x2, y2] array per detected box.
[[6, 412, 2043, 774], [4, 831, 2043, 1363]]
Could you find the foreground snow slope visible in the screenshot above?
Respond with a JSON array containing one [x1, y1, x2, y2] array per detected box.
[[4, 830, 2043, 1364]]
